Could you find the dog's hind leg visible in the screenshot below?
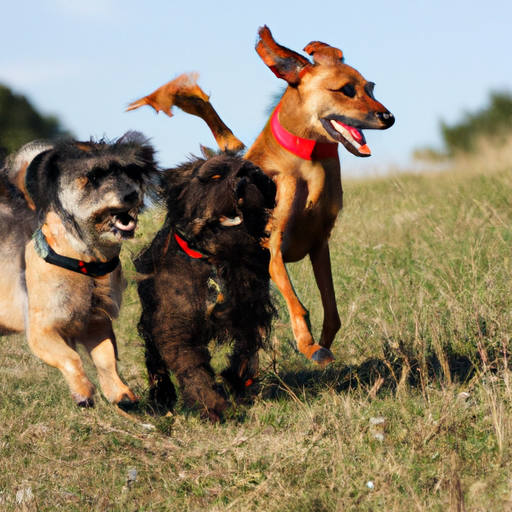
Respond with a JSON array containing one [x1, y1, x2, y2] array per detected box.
[[269, 238, 332, 365], [310, 240, 340, 363], [81, 318, 138, 407], [139, 325, 177, 412]]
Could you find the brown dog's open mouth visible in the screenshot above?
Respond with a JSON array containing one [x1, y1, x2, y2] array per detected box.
[[321, 117, 371, 157]]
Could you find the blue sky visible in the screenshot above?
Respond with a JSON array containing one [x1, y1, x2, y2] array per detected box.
[[1, 0, 511, 176]]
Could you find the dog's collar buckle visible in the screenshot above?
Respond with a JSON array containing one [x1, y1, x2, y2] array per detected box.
[[271, 104, 339, 161], [174, 232, 208, 259], [33, 228, 120, 278]]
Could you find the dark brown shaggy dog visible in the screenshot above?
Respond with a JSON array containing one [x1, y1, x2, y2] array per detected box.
[[0, 132, 157, 406], [135, 153, 276, 421]]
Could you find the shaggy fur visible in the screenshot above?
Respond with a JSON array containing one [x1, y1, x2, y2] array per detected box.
[[136, 153, 276, 421], [0, 132, 157, 406]]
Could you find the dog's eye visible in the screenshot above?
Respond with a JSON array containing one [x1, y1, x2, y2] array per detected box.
[[123, 164, 147, 183], [87, 172, 98, 184], [86, 168, 106, 185], [339, 84, 356, 98]]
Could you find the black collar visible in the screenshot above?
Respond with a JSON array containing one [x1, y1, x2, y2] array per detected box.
[[33, 228, 120, 278]]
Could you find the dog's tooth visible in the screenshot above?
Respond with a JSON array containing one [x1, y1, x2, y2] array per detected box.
[[331, 120, 358, 146], [220, 216, 242, 227]]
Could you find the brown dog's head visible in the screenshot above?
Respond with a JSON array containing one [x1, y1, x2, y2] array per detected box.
[[162, 153, 276, 258], [256, 26, 395, 157], [7, 131, 157, 256]]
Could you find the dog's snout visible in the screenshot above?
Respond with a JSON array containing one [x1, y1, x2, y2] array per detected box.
[[376, 111, 395, 128]]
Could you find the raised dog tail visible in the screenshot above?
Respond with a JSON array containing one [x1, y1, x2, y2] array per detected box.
[[126, 73, 245, 154]]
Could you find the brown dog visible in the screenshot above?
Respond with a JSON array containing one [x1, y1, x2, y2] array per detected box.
[[128, 26, 394, 366], [0, 132, 157, 406]]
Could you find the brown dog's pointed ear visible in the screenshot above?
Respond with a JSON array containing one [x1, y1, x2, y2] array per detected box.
[[304, 41, 344, 66], [256, 26, 311, 85]]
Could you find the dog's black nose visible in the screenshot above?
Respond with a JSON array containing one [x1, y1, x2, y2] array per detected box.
[[124, 191, 139, 206], [235, 176, 250, 200], [377, 111, 395, 128]]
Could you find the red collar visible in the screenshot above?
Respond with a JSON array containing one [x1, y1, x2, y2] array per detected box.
[[174, 232, 208, 259], [270, 104, 339, 161]]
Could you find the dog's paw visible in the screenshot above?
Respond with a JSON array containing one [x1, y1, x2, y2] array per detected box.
[[116, 394, 140, 411], [72, 393, 94, 408], [310, 346, 335, 367], [201, 399, 233, 423]]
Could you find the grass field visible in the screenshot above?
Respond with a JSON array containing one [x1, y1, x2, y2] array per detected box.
[[2, 146, 512, 511]]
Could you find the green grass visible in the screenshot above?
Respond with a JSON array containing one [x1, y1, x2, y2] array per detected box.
[[2, 150, 512, 511]]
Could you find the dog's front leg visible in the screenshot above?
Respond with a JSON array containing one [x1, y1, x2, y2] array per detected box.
[[221, 346, 260, 398], [166, 342, 231, 422], [81, 319, 138, 407], [310, 240, 340, 359], [24, 247, 96, 405], [25, 326, 95, 406]]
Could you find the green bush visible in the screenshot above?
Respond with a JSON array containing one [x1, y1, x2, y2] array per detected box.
[[442, 91, 512, 155], [415, 91, 512, 159], [0, 84, 69, 158]]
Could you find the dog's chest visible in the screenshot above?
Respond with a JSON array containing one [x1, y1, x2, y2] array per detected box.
[[168, 254, 255, 320], [205, 271, 232, 319], [25, 243, 125, 334], [90, 269, 125, 320]]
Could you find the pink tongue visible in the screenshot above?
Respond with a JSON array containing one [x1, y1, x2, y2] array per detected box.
[[358, 144, 371, 156], [334, 120, 365, 144], [346, 125, 364, 144]]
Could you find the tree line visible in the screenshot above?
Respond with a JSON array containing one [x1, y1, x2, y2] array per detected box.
[[0, 82, 511, 162], [0, 84, 69, 160], [415, 90, 512, 160]]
